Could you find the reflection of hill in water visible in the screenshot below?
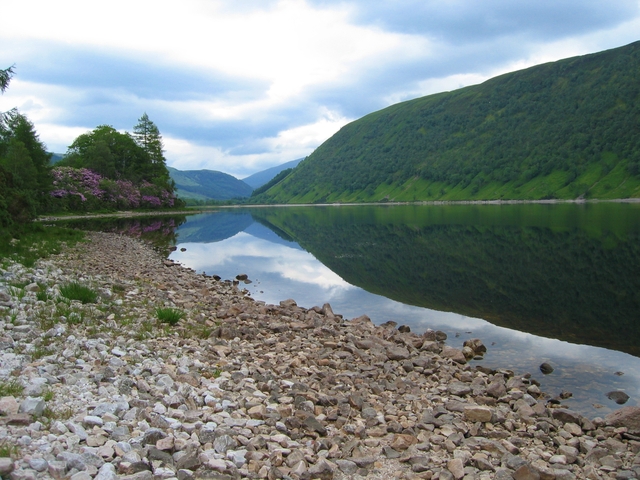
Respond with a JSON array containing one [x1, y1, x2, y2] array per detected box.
[[176, 212, 254, 243], [251, 204, 640, 357], [244, 222, 303, 250]]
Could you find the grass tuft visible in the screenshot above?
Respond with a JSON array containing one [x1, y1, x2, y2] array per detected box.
[[0, 379, 24, 397], [36, 289, 50, 302], [155, 307, 185, 326], [0, 439, 20, 458], [59, 282, 98, 304]]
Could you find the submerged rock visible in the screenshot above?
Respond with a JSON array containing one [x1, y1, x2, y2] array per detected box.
[[606, 390, 630, 405], [540, 362, 554, 374]]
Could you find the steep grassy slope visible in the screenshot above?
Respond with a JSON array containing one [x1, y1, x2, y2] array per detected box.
[[257, 41, 640, 203], [168, 167, 252, 200]]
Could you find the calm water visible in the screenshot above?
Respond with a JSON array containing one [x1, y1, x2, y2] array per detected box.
[[61, 203, 640, 418], [165, 203, 640, 418]]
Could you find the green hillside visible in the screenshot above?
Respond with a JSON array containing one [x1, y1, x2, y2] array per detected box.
[[168, 167, 252, 200], [243, 158, 303, 189], [257, 41, 640, 203]]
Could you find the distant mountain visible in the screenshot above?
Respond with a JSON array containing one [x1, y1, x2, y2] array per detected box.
[[257, 41, 640, 203], [49, 153, 65, 164], [242, 158, 303, 189], [168, 167, 252, 200]]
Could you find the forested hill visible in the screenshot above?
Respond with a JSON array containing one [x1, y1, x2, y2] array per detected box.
[[168, 167, 253, 201], [256, 40, 640, 204]]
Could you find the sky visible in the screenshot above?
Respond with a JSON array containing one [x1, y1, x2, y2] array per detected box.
[[1, 1, 639, 178]]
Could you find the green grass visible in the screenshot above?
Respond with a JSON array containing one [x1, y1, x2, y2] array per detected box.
[[59, 282, 98, 304], [31, 346, 54, 360], [39, 404, 74, 426], [155, 307, 185, 326], [0, 379, 24, 397], [0, 223, 85, 268], [0, 439, 20, 458], [36, 289, 50, 302], [42, 388, 55, 402]]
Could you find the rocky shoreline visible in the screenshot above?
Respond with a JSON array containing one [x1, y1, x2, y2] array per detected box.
[[0, 231, 639, 480]]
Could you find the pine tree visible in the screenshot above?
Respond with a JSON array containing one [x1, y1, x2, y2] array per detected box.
[[0, 65, 14, 93], [133, 113, 166, 168], [1, 66, 17, 131]]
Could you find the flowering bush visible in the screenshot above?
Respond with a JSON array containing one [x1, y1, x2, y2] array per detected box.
[[50, 166, 176, 212]]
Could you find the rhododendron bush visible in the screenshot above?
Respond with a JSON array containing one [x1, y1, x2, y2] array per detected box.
[[50, 166, 176, 211]]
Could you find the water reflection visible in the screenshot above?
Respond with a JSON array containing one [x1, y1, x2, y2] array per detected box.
[[55, 215, 187, 251], [169, 204, 640, 418], [251, 203, 640, 357]]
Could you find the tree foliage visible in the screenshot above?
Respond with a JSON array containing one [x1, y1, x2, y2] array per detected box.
[[61, 125, 151, 182], [55, 116, 181, 212], [0, 65, 14, 94], [0, 66, 180, 224], [133, 113, 169, 182], [0, 67, 53, 226]]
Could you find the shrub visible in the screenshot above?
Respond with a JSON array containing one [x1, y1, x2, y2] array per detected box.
[[50, 167, 177, 211]]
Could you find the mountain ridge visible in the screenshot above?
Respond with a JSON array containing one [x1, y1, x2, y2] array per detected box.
[[168, 167, 252, 200], [242, 158, 303, 189], [256, 40, 640, 203]]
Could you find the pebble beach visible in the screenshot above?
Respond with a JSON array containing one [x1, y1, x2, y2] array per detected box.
[[0, 231, 639, 479]]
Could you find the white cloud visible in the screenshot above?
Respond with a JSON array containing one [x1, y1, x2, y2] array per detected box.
[[383, 72, 492, 105], [265, 108, 350, 153], [164, 108, 349, 174], [2, 0, 639, 175], [2, 0, 427, 103]]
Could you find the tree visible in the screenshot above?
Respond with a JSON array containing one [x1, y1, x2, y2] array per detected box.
[[133, 113, 166, 172], [63, 125, 150, 182], [1, 65, 17, 133], [0, 65, 14, 93], [0, 66, 53, 224]]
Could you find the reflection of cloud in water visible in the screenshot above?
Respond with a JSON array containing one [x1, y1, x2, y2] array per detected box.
[[171, 233, 352, 291]]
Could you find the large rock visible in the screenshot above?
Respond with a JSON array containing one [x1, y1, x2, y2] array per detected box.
[[386, 346, 410, 361], [464, 405, 493, 423], [605, 406, 640, 434], [447, 458, 465, 480], [18, 397, 45, 416], [441, 346, 467, 364], [0, 396, 19, 415], [390, 434, 417, 451], [0, 458, 14, 476], [551, 408, 582, 425]]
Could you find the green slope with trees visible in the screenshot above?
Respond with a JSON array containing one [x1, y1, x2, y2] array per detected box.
[[256, 41, 640, 203], [167, 167, 253, 201]]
